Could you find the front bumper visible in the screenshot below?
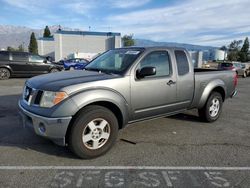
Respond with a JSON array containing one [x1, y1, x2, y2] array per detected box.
[[18, 101, 72, 146], [230, 90, 238, 98]]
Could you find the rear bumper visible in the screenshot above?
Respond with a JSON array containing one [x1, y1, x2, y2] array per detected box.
[[230, 90, 238, 98], [18, 101, 72, 146]]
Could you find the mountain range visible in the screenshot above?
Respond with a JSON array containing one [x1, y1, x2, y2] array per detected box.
[[0, 25, 217, 51]]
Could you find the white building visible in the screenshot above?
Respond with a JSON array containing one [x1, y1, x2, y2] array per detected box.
[[189, 49, 227, 68], [203, 49, 227, 61], [38, 30, 121, 61]]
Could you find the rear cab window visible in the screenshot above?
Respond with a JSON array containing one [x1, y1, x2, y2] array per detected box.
[[175, 50, 189, 76]]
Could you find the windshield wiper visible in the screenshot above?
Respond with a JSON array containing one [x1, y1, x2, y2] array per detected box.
[[84, 68, 101, 72], [84, 68, 114, 75]]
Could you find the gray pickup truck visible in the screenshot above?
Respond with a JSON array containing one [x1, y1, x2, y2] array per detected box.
[[19, 47, 237, 159]]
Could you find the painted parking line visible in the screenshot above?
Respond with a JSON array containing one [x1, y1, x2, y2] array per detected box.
[[0, 166, 250, 170], [0, 166, 249, 187]]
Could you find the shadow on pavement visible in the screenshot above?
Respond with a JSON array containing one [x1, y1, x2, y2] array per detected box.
[[167, 112, 202, 123], [0, 94, 78, 159]]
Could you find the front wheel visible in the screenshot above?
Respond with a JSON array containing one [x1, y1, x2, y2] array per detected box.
[[0, 68, 11, 80], [198, 92, 223, 122], [68, 105, 118, 159]]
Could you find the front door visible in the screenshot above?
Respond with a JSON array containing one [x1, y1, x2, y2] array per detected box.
[[28, 54, 50, 74], [131, 50, 178, 120]]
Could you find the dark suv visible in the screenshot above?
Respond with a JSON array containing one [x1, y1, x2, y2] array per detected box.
[[0, 51, 63, 80]]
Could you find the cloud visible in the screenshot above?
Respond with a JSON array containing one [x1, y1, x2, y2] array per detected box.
[[63, 0, 151, 16], [2, 0, 250, 46], [106, 0, 250, 46], [108, 0, 151, 9], [2, 0, 53, 14], [62, 1, 95, 16]]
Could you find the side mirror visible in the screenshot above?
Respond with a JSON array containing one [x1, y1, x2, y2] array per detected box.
[[43, 59, 47, 63], [137, 66, 156, 79]]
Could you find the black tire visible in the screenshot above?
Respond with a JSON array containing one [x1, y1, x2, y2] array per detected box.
[[50, 68, 60, 73], [0, 68, 11, 80], [68, 105, 118, 159], [198, 92, 223, 122], [242, 71, 247, 78]]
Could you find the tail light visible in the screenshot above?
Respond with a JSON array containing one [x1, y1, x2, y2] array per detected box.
[[233, 72, 238, 87]]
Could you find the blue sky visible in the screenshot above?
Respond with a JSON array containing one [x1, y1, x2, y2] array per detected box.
[[1, 0, 250, 46]]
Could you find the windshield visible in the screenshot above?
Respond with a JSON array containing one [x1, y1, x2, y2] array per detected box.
[[84, 48, 144, 74]]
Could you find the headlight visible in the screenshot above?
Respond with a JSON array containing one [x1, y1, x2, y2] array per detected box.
[[40, 91, 68, 108]]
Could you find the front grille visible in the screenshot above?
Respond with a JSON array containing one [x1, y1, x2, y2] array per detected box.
[[34, 90, 43, 105], [23, 86, 33, 102], [23, 85, 43, 106]]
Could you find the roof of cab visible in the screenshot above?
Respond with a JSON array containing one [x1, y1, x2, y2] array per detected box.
[[118, 46, 187, 51]]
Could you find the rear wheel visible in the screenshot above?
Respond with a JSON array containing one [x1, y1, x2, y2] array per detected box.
[[68, 105, 118, 159], [50, 68, 60, 73], [0, 68, 11, 80], [242, 71, 247, 78], [198, 92, 223, 122]]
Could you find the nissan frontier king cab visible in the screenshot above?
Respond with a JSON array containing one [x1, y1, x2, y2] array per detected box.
[[19, 47, 237, 159]]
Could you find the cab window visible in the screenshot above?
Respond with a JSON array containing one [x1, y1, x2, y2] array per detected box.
[[138, 51, 171, 78], [175, 50, 189, 76]]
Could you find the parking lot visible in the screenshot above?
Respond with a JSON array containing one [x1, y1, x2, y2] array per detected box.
[[0, 78, 250, 187]]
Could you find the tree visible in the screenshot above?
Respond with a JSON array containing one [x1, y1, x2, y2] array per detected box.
[[28, 32, 38, 54], [220, 46, 227, 60], [18, 44, 25, 52], [122, 34, 135, 47], [241, 37, 249, 53], [220, 46, 227, 51], [7, 45, 25, 52], [239, 37, 249, 62], [228, 40, 242, 51], [7, 46, 16, 51], [43, 26, 51, 37], [227, 40, 242, 61]]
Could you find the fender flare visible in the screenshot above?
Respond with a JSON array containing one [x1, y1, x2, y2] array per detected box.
[[0, 65, 13, 73], [61, 88, 130, 127], [198, 79, 226, 109]]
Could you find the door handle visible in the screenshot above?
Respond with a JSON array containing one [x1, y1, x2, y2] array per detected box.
[[167, 80, 176, 86]]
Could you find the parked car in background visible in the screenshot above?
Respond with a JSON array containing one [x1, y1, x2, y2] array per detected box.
[[61, 58, 89, 70], [19, 47, 237, 159], [241, 63, 250, 76], [0, 51, 63, 80], [218, 62, 247, 78], [73, 60, 89, 70]]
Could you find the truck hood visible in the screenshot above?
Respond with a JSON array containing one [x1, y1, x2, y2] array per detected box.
[[27, 70, 120, 91]]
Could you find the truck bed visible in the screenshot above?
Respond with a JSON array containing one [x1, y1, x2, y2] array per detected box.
[[190, 69, 235, 108], [194, 68, 221, 72]]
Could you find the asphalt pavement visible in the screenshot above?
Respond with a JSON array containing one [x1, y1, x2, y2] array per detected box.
[[0, 77, 249, 187]]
